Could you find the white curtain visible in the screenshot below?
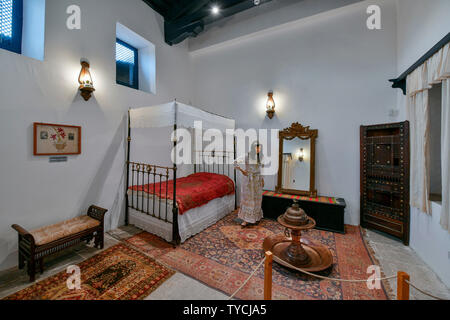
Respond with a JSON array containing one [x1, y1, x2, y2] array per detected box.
[[129, 101, 236, 179], [407, 89, 431, 214], [441, 79, 450, 231], [406, 42, 450, 228], [130, 102, 176, 128], [130, 101, 236, 131]]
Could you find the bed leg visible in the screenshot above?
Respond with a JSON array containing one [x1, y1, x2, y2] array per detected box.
[[125, 203, 129, 226], [172, 207, 181, 247]]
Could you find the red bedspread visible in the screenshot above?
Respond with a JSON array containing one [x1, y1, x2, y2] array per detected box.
[[129, 172, 235, 215]]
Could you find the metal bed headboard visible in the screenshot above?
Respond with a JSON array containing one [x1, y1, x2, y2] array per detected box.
[[125, 110, 237, 246]]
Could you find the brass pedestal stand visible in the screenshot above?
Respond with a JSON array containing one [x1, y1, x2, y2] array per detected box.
[[263, 201, 333, 272]]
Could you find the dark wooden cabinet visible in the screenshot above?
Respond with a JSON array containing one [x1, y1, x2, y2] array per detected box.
[[360, 121, 410, 245], [262, 192, 346, 234]]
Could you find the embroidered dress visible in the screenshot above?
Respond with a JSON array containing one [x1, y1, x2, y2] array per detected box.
[[237, 156, 264, 224]]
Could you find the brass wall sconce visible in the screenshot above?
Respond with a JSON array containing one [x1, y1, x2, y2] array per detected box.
[[266, 91, 275, 119], [78, 60, 95, 101], [298, 148, 304, 162]]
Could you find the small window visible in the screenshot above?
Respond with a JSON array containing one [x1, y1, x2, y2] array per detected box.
[[0, 0, 23, 54], [429, 83, 442, 202], [116, 39, 139, 90]]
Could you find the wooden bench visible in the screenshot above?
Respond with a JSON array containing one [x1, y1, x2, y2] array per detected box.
[[12, 205, 108, 282]]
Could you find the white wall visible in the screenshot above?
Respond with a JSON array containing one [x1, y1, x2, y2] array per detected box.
[[190, 0, 397, 226], [394, 0, 450, 287], [0, 0, 193, 271], [410, 204, 450, 286]]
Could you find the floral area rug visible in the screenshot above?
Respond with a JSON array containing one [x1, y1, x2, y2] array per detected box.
[[4, 244, 174, 300], [125, 211, 390, 300]]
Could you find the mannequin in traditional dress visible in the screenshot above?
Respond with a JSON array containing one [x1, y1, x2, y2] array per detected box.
[[234, 142, 264, 228]]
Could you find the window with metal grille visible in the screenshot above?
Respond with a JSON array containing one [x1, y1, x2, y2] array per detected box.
[[116, 39, 139, 89], [0, 0, 22, 54]]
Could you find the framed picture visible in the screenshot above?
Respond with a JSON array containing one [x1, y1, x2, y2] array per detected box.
[[34, 123, 82, 156]]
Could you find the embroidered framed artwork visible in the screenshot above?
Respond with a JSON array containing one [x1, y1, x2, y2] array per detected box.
[[33, 123, 82, 156]]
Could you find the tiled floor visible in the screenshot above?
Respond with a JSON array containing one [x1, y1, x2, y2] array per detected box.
[[364, 229, 450, 300], [0, 225, 448, 300]]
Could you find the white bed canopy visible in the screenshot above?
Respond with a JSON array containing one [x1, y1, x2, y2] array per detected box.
[[128, 100, 236, 178], [126, 101, 237, 244], [129, 100, 235, 131]]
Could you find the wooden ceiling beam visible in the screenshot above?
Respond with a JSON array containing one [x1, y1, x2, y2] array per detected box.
[[142, 0, 273, 45], [203, 0, 272, 24], [142, 0, 171, 17], [167, 0, 212, 22]]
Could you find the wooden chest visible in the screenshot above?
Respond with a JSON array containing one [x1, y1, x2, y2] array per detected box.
[[262, 191, 346, 234]]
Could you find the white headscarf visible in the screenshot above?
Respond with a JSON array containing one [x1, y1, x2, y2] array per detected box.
[[249, 141, 263, 165]]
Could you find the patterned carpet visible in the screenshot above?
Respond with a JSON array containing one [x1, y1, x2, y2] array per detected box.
[[125, 212, 390, 300], [4, 244, 174, 300]]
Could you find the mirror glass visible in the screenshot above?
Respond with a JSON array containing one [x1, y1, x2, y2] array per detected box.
[[277, 123, 317, 197], [281, 138, 311, 191]]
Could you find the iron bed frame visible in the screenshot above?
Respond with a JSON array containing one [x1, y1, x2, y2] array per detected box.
[[125, 110, 237, 246]]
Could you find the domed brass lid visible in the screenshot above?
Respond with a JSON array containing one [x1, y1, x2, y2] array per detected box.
[[283, 200, 309, 226]]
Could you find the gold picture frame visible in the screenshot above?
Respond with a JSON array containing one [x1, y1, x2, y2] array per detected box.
[[34, 123, 82, 156]]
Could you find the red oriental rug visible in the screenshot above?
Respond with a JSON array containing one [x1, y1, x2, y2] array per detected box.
[[4, 244, 174, 300], [125, 212, 391, 300]]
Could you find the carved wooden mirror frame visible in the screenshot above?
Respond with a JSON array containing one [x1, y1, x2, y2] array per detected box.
[[276, 123, 318, 198]]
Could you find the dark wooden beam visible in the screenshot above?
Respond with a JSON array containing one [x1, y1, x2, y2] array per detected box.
[[167, 0, 212, 22], [165, 20, 205, 45], [142, 0, 171, 17], [203, 0, 272, 25], [165, 0, 273, 45], [390, 32, 450, 95]]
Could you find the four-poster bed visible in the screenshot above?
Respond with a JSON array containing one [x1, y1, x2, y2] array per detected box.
[[125, 101, 237, 245]]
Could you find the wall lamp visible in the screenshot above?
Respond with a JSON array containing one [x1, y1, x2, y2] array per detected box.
[[298, 148, 304, 162], [78, 60, 95, 101], [266, 91, 275, 119]]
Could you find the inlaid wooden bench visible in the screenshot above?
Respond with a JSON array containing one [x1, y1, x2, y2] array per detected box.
[[12, 205, 108, 282]]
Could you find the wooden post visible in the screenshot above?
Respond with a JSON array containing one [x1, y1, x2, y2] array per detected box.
[[264, 251, 273, 300], [397, 271, 410, 300], [125, 109, 131, 226]]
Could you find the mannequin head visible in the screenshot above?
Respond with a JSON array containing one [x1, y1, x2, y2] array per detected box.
[[249, 141, 263, 164]]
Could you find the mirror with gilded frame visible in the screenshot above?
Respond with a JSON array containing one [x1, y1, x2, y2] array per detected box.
[[276, 123, 318, 198]]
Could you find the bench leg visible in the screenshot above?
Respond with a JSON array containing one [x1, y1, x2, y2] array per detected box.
[[18, 252, 25, 270], [28, 258, 36, 282], [95, 231, 104, 249], [39, 258, 44, 274]]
